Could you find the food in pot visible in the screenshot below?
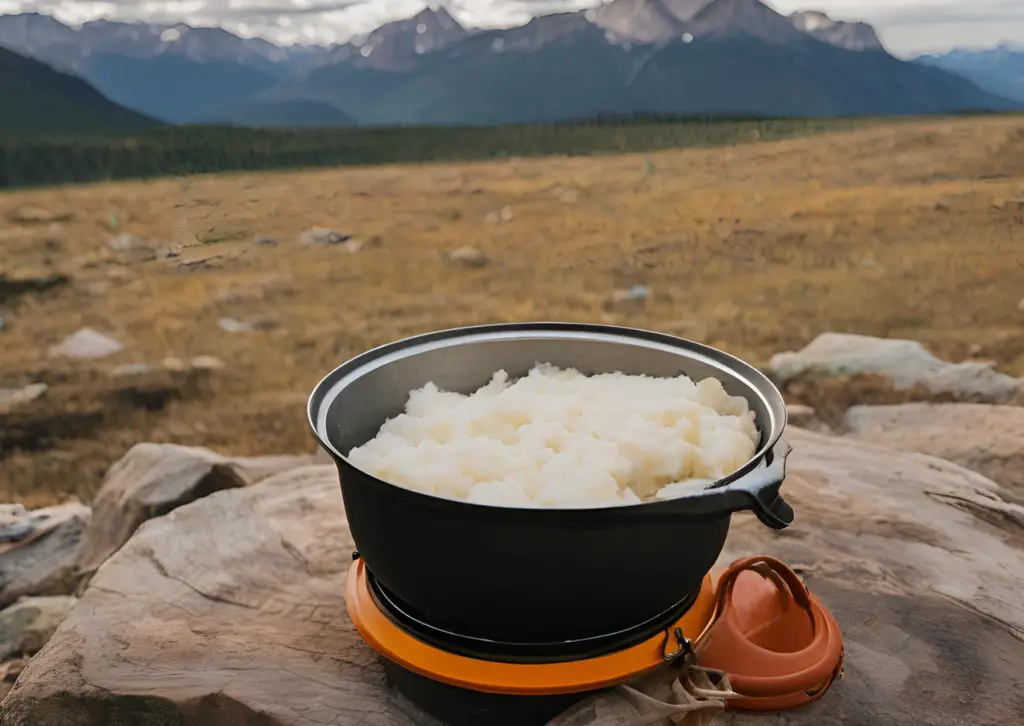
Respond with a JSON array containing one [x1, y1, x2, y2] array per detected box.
[[347, 364, 759, 508]]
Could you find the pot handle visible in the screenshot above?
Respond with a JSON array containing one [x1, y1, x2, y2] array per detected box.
[[727, 439, 794, 530]]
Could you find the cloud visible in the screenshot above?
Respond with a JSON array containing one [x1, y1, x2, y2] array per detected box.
[[769, 0, 1024, 25], [0, 0, 589, 43], [851, 1, 1024, 25], [216, 1, 369, 17], [1, 0, 419, 42], [771, 1, 1024, 52], [1, 0, 1023, 50]]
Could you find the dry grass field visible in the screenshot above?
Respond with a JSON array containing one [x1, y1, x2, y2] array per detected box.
[[2, 116, 1024, 506]]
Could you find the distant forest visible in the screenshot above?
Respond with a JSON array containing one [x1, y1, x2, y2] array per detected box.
[[2, 115, 875, 189]]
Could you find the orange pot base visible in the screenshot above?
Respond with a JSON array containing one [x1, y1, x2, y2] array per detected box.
[[347, 555, 844, 712], [346, 558, 717, 696]]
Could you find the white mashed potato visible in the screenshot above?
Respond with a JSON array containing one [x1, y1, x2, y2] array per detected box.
[[348, 364, 759, 508]]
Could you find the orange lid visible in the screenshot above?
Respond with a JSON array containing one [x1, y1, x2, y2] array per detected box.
[[346, 558, 718, 696], [697, 555, 844, 712]]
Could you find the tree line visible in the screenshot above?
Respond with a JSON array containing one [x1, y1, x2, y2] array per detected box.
[[0, 116, 863, 189]]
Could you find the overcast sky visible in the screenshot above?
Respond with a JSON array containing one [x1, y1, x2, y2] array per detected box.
[[0, 0, 1022, 56]]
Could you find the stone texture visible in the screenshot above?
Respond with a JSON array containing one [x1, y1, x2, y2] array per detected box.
[[48, 328, 124, 360], [218, 317, 257, 333], [785, 404, 831, 434], [842, 402, 1024, 504], [110, 363, 155, 378], [445, 246, 489, 268], [0, 503, 90, 608], [609, 285, 652, 306], [234, 454, 324, 483], [337, 237, 382, 254], [3, 431, 1022, 726], [161, 355, 225, 372], [106, 234, 148, 252], [299, 228, 351, 245], [0, 596, 77, 660], [73, 443, 321, 586], [0, 385, 47, 416], [768, 333, 1023, 412], [0, 660, 26, 702], [484, 205, 514, 224], [107, 235, 157, 263]]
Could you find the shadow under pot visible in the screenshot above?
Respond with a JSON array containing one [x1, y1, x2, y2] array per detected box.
[[308, 322, 794, 645]]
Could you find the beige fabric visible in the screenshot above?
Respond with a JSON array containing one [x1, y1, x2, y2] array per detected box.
[[548, 667, 738, 726]]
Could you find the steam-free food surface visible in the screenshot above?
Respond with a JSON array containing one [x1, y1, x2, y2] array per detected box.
[[348, 364, 758, 508]]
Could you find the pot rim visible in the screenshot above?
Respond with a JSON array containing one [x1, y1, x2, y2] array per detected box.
[[307, 322, 787, 513]]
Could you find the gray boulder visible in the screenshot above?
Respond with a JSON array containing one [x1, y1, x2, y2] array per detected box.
[[0, 503, 90, 608], [843, 402, 1024, 502], [0, 596, 77, 660]]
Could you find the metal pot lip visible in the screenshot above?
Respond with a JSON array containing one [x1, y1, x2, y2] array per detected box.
[[308, 321, 787, 514]]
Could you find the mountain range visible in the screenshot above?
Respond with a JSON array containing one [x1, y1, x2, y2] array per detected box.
[[0, 44, 159, 136], [915, 43, 1024, 103], [0, 0, 1019, 136], [0, 11, 320, 123]]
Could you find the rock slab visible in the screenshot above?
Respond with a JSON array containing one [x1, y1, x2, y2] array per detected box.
[[0, 503, 90, 608], [3, 432, 1024, 726], [0, 385, 47, 416], [0, 596, 77, 660], [48, 328, 124, 359], [843, 402, 1024, 504], [769, 333, 1023, 410], [74, 443, 320, 586], [784, 404, 831, 434]]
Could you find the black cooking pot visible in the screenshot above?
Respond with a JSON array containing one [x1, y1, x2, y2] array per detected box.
[[309, 323, 792, 643]]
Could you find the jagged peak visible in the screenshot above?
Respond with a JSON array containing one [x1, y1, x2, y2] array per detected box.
[[790, 10, 835, 31], [788, 8, 885, 53], [0, 11, 66, 23], [660, 0, 713, 22], [693, 0, 787, 22], [590, 0, 688, 43], [689, 0, 805, 43], [411, 5, 464, 31]]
